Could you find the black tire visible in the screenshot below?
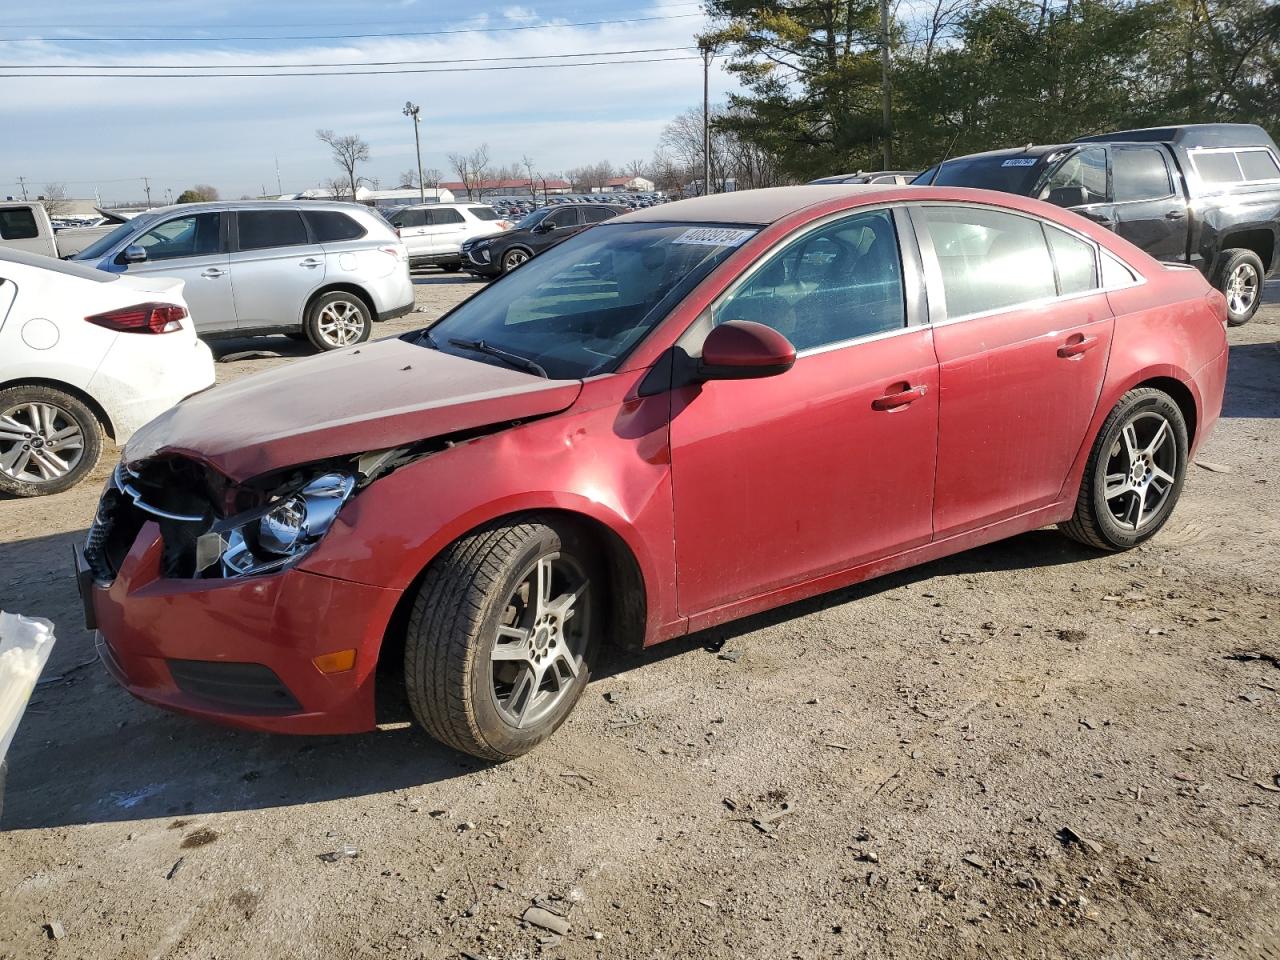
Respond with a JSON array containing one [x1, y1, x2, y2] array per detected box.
[[500, 247, 532, 274], [0, 385, 103, 497], [441, 262, 463, 273], [404, 518, 600, 761], [303, 291, 372, 351], [1059, 387, 1188, 551], [1214, 248, 1265, 327]]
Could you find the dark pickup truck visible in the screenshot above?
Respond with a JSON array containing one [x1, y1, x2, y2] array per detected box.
[[916, 123, 1280, 324]]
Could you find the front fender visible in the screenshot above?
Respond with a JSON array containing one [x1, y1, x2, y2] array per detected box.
[[299, 373, 680, 645]]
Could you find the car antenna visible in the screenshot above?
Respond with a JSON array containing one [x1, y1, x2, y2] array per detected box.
[[932, 128, 965, 184]]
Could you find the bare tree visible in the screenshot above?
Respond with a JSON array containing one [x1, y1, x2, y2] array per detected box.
[[316, 129, 370, 198], [398, 169, 419, 189], [39, 183, 72, 218], [322, 177, 352, 201], [624, 159, 648, 180], [447, 144, 492, 199], [521, 154, 539, 200], [422, 167, 443, 190]]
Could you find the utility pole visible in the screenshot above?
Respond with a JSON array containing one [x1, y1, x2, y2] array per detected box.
[[142, 176, 152, 206], [403, 101, 425, 203], [275, 155, 283, 195], [699, 40, 715, 195], [16, 176, 28, 200], [879, 0, 893, 169]]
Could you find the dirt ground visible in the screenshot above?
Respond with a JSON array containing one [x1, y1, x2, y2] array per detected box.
[[1, 271, 1277, 960]]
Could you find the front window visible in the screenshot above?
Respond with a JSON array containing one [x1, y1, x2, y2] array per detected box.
[[419, 222, 756, 379], [73, 213, 158, 261], [1040, 147, 1108, 206], [515, 208, 551, 230], [135, 213, 222, 261]]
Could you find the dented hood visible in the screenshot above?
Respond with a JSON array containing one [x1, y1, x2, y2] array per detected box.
[[125, 336, 582, 482]]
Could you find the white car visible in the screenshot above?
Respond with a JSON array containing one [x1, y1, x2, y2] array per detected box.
[[0, 248, 215, 497], [387, 202, 511, 272]]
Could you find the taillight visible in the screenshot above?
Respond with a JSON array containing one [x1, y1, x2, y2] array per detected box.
[[86, 302, 187, 334]]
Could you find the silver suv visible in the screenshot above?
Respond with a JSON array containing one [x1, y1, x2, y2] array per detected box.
[[72, 201, 414, 350]]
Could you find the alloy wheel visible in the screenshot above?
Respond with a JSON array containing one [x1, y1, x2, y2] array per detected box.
[[503, 250, 529, 271], [0, 402, 85, 485], [1226, 262, 1259, 317], [315, 299, 367, 347], [1104, 411, 1177, 532], [488, 551, 590, 729]]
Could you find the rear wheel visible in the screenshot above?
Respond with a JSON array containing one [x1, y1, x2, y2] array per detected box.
[[0, 385, 103, 497], [404, 519, 599, 760], [1215, 249, 1264, 326], [1059, 388, 1187, 550], [304, 291, 372, 351]]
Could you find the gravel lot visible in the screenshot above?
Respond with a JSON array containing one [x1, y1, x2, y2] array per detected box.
[[1, 272, 1277, 960]]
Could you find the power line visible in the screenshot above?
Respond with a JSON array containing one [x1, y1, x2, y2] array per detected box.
[[0, 54, 703, 79], [0, 12, 704, 44], [4, 45, 697, 70], [0, 0, 706, 29]]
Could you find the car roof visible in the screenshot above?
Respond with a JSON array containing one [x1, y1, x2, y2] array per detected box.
[[1073, 123, 1278, 150], [141, 199, 375, 216], [616, 185, 901, 226]]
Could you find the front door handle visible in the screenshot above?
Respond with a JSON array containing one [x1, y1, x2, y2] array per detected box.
[[871, 384, 928, 411], [1079, 210, 1115, 228], [1165, 209, 1186, 220], [200, 268, 225, 278], [300, 258, 323, 267], [1058, 334, 1099, 358]]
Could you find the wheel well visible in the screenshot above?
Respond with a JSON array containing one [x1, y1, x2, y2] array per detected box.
[[0, 377, 115, 439], [376, 509, 648, 682], [1220, 230, 1275, 273], [304, 283, 375, 325], [503, 245, 533, 259], [1136, 376, 1197, 446]]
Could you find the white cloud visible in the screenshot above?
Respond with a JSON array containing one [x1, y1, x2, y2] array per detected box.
[[0, 6, 727, 197]]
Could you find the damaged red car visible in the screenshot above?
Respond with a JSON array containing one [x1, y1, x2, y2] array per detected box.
[[77, 185, 1229, 760]]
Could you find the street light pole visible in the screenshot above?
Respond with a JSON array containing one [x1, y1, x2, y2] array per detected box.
[[403, 101, 425, 204], [699, 42, 715, 195]]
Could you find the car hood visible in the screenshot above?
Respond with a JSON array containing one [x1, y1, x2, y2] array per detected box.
[[124, 336, 582, 482]]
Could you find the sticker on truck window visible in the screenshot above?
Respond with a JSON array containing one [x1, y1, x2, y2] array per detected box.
[[671, 227, 756, 247], [1001, 158, 1038, 167]]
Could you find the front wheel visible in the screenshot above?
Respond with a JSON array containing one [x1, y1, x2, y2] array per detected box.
[[304, 291, 372, 351], [1059, 387, 1188, 551], [404, 519, 599, 760], [0, 385, 103, 497], [1216, 249, 1264, 326], [501, 248, 531, 273]]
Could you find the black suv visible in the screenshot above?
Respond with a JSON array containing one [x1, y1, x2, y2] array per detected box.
[[462, 203, 626, 278], [916, 124, 1280, 324]]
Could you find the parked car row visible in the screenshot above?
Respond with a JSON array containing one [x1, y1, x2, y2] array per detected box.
[[74, 183, 1228, 764]]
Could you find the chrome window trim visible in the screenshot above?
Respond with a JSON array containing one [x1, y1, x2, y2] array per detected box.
[[678, 203, 921, 359], [1188, 146, 1280, 185], [908, 200, 1146, 327]]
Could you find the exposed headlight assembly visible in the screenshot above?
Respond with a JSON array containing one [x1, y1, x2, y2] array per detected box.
[[197, 472, 356, 578]]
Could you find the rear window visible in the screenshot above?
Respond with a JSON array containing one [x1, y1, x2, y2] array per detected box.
[[238, 210, 309, 250], [430, 208, 465, 225], [930, 156, 1045, 193], [468, 206, 500, 221], [303, 210, 367, 242], [0, 208, 39, 240], [1238, 149, 1280, 182], [583, 206, 619, 223]]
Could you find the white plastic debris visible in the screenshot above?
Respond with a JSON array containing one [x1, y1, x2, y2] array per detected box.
[[0, 612, 56, 763]]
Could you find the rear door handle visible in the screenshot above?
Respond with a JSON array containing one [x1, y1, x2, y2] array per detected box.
[[300, 258, 323, 267], [200, 268, 225, 278], [871, 384, 928, 411], [1058, 334, 1099, 358]]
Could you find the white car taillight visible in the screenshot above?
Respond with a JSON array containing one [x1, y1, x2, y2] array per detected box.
[[86, 302, 187, 334]]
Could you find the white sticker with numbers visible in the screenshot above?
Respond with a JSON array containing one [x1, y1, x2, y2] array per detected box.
[[671, 227, 756, 247]]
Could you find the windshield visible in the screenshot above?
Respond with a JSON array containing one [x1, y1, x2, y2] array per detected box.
[[515, 208, 551, 230], [930, 156, 1045, 193], [72, 213, 157, 262], [421, 221, 756, 379]]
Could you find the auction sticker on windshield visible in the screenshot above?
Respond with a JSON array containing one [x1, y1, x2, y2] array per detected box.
[[1001, 158, 1038, 167], [672, 227, 756, 247]]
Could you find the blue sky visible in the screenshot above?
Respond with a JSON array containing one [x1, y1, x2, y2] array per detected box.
[[1, 0, 732, 203]]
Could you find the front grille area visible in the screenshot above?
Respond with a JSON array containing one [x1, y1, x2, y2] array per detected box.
[[167, 660, 302, 715], [84, 483, 149, 583]]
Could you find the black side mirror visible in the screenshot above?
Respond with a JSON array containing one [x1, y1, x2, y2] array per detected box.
[[1045, 185, 1089, 208], [535, 221, 557, 234]]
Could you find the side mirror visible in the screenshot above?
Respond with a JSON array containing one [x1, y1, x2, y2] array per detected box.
[[697, 320, 797, 381], [118, 244, 148, 265], [1045, 185, 1089, 208], [535, 221, 557, 234]]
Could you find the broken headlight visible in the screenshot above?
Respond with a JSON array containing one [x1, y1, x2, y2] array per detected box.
[[199, 472, 356, 578]]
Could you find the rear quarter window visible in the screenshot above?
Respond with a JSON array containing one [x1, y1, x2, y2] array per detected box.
[[468, 207, 500, 221], [1238, 149, 1280, 182], [303, 210, 367, 242]]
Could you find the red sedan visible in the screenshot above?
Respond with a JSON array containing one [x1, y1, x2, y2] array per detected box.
[[77, 185, 1229, 760]]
